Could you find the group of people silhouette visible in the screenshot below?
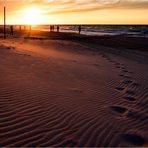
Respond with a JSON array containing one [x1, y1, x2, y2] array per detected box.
[[50, 25, 81, 34], [50, 25, 60, 32], [9, 25, 30, 36], [8, 25, 82, 36]]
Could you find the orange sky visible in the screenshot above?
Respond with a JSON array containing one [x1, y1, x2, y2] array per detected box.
[[0, 0, 148, 24]]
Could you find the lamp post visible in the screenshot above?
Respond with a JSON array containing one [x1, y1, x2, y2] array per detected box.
[[4, 0, 6, 39]]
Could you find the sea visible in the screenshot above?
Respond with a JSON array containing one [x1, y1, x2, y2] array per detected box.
[[0, 25, 148, 38], [33, 25, 148, 38]]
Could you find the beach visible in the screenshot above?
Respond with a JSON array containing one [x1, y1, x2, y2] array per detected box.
[[0, 32, 148, 147]]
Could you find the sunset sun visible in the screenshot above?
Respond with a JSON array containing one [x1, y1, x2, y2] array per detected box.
[[22, 7, 43, 25]]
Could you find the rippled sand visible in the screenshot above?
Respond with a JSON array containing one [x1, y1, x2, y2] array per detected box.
[[0, 35, 148, 147]]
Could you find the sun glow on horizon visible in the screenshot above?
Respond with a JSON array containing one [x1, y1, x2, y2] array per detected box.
[[21, 6, 43, 25], [0, 1, 148, 25]]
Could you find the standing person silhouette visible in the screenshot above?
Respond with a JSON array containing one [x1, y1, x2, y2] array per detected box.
[[50, 25, 52, 32], [10, 25, 13, 35], [57, 26, 60, 32], [78, 25, 81, 34]]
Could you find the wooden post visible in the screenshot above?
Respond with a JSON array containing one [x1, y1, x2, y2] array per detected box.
[[4, 6, 6, 39]]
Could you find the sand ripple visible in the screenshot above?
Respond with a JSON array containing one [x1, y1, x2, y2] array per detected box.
[[0, 40, 148, 147]]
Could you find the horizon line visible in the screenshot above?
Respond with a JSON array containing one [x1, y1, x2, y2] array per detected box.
[[0, 24, 148, 26]]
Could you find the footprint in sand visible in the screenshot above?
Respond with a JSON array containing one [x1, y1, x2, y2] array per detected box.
[[122, 81, 141, 103], [121, 67, 125, 69], [116, 66, 121, 69], [106, 57, 112, 62], [123, 96, 136, 102], [110, 105, 128, 116], [120, 133, 146, 146], [110, 105, 146, 122], [122, 79, 133, 85], [115, 86, 125, 91], [122, 69, 129, 73], [118, 74, 125, 77], [101, 54, 107, 58], [119, 72, 131, 78], [114, 62, 121, 66], [126, 110, 147, 122]]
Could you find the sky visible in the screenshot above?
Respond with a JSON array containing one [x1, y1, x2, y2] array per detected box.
[[0, 0, 148, 24]]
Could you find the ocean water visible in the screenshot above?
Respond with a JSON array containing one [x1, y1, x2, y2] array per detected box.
[[0, 25, 148, 37], [34, 25, 148, 37]]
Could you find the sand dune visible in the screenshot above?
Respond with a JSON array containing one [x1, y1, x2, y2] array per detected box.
[[0, 36, 148, 147]]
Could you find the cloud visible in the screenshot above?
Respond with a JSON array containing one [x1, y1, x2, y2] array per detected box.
[[5, 0, 148, 15]]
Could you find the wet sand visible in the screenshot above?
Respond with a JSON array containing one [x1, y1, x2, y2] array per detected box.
[[0, 33, 148, 147]]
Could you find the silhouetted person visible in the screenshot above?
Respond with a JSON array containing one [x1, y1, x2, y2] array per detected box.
[[10, 25, 13, 35], [57, 26, 60, 32], [78, 25, 81, 34], [50, 25, 52, 32]]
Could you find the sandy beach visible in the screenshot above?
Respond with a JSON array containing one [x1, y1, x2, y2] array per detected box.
[[0, 32, 148, 147]]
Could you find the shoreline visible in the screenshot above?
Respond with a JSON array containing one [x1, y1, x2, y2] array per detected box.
[[1, 30, 148, 51]]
